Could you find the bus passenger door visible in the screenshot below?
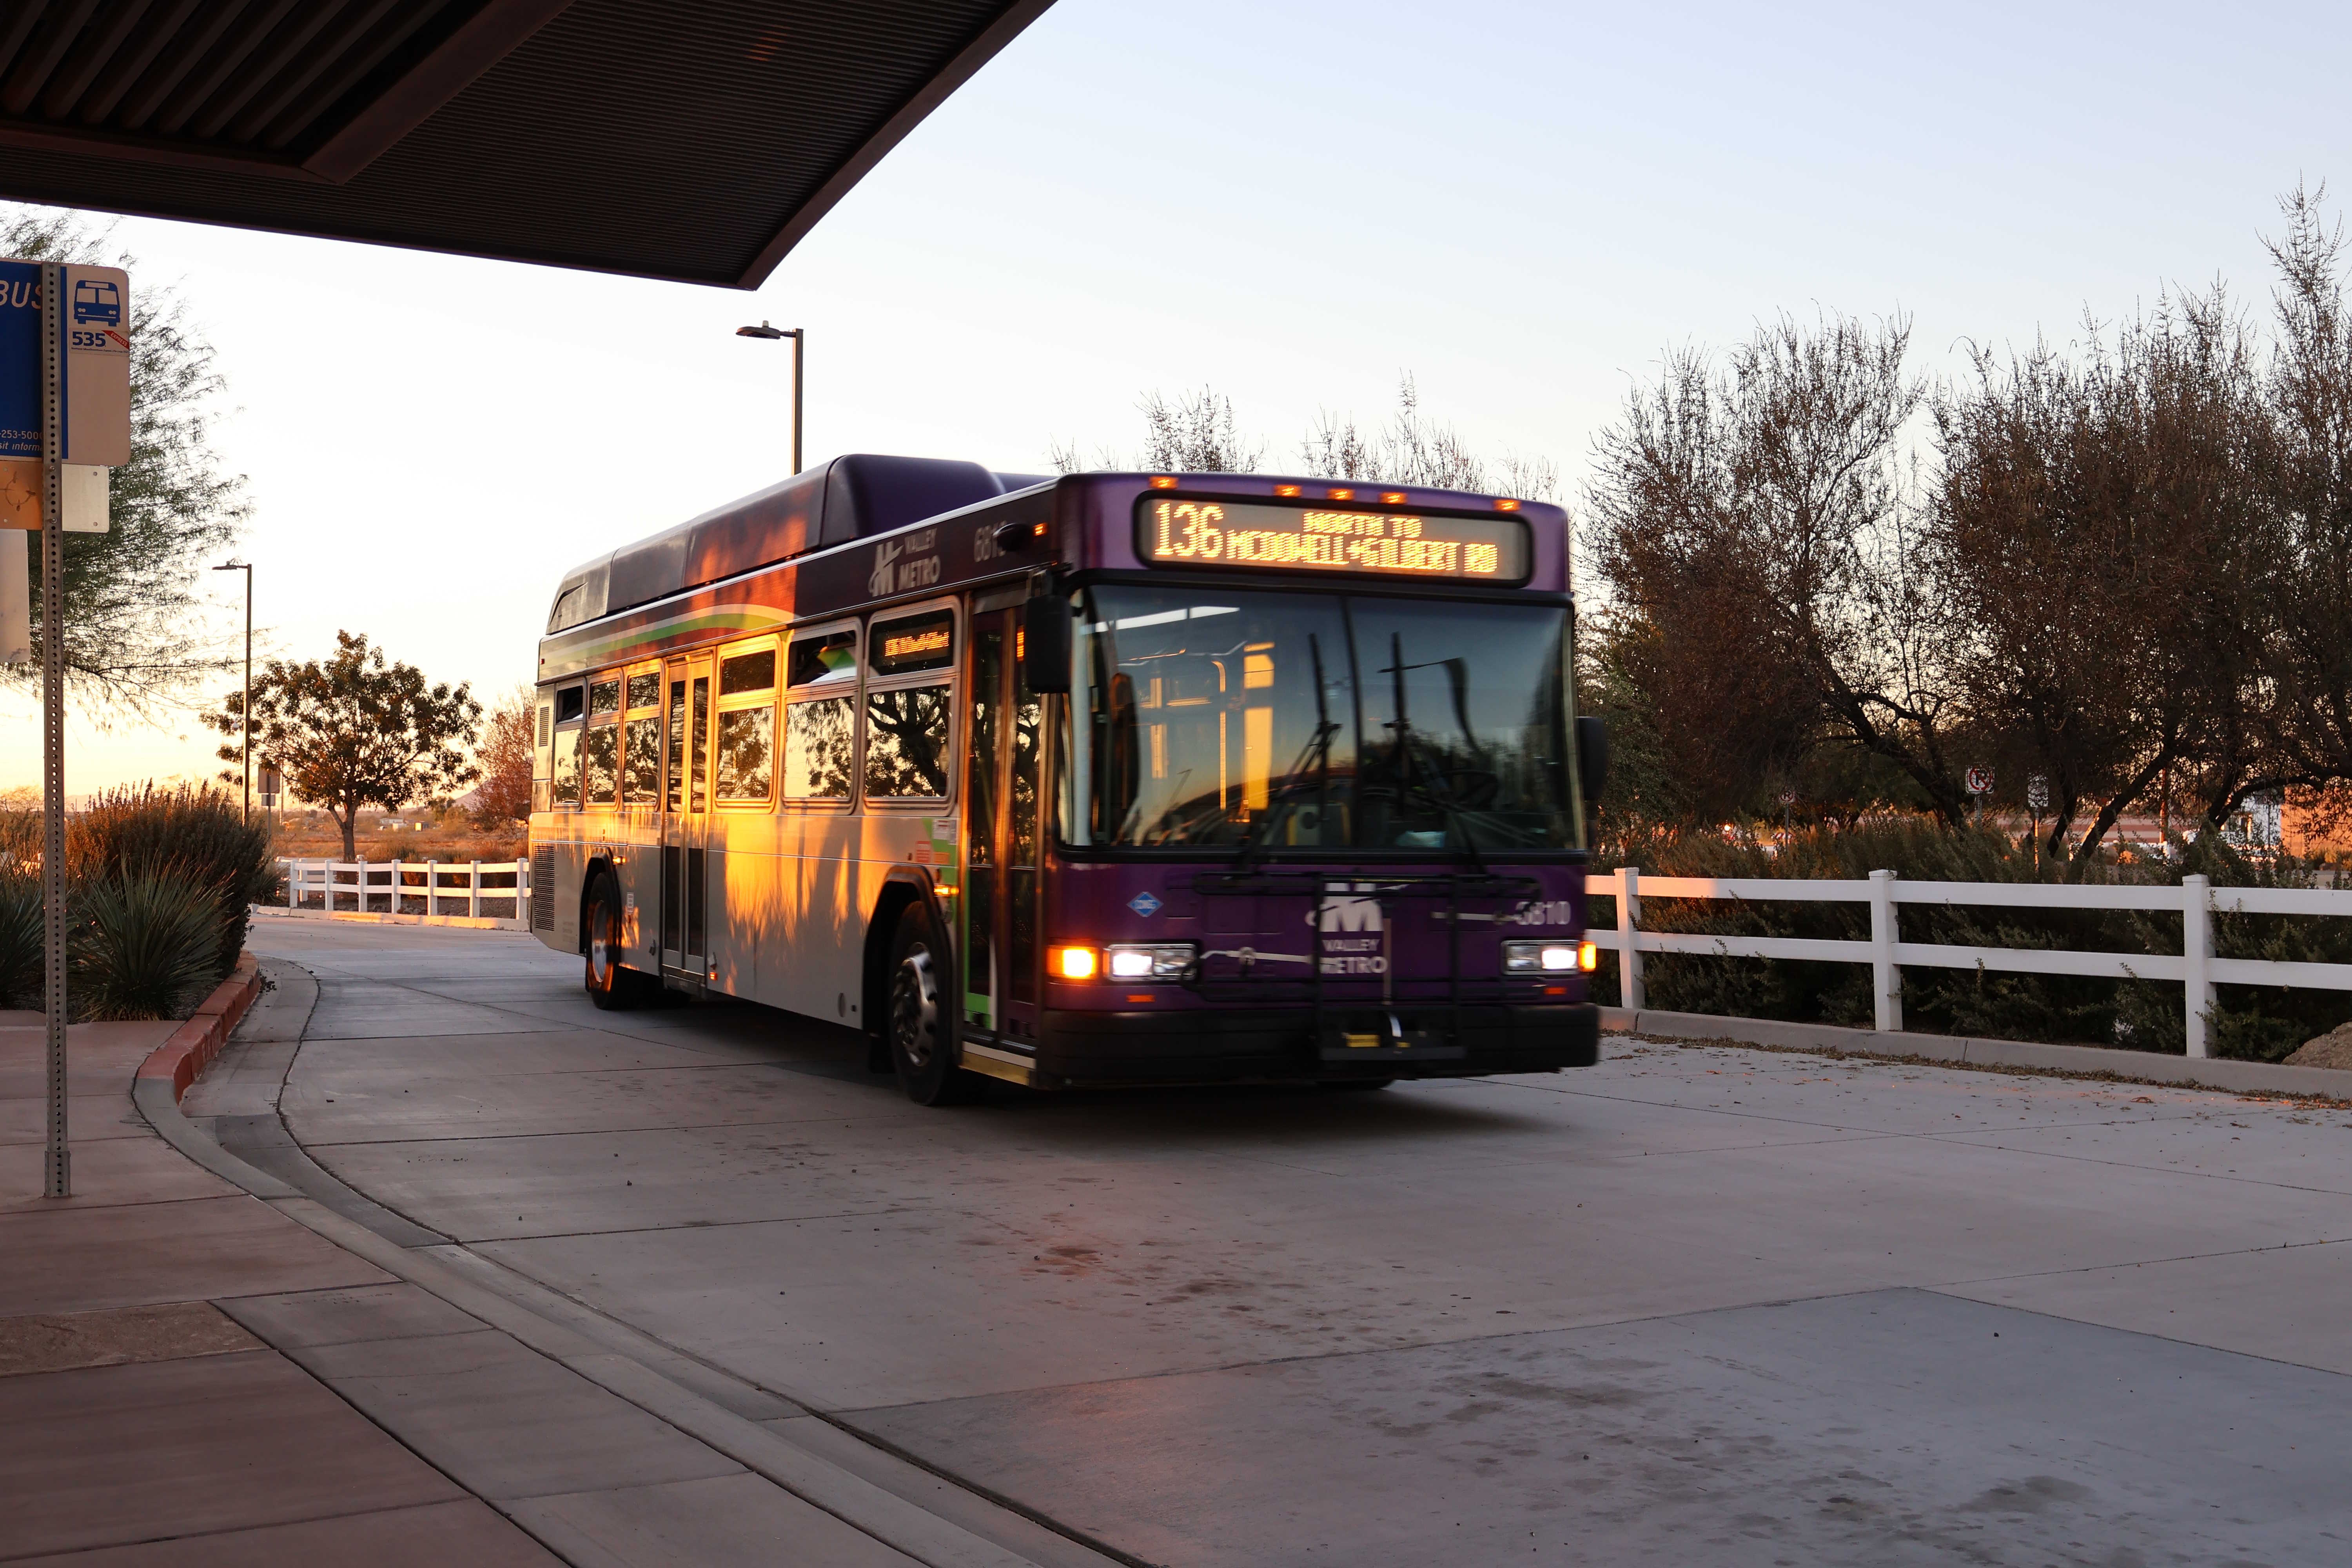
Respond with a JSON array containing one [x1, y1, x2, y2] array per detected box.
[[662, 655, 712, 982], [1006, 613, 1043, 1031], [960, 607, 1043, 1044], [961, 617, 1005, 1035]]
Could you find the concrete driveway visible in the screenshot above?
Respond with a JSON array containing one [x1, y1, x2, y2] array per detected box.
[[241, 919, 2352, 1566]]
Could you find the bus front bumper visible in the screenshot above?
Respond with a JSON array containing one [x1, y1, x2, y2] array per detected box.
[[1028, 1002, 1600, 1088]]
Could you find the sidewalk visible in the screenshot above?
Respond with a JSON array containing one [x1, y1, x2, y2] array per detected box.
[[2, 960, 1096, 1568], [0, 1009, 556, 1563]]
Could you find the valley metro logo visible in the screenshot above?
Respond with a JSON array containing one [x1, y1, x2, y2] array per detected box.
[[868, 538, 902, 598]]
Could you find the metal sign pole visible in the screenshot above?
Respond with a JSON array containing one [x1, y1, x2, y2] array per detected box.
[[40, 261, 67, 1200]]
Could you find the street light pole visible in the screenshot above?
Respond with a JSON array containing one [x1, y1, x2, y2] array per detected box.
[[212, 561, 251, 823], [735, 321, 803, 475]]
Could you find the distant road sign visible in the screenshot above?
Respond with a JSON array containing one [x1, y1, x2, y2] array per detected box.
[[1966, 767, 1995, 796], [2027, 775, 2051, 811], [1778, 791, 1797, 806]]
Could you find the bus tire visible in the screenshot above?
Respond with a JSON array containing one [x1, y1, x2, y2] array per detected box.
[[886, 906, 980, 1106], [583, 873, 655, 1011]]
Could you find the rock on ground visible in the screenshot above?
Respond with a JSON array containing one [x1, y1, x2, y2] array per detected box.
[[2286, 1020, 2352, 1068]]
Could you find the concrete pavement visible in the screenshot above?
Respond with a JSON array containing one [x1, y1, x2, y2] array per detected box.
[[234, 919, 2352, 1565], [0, 1010, 556, 1564]]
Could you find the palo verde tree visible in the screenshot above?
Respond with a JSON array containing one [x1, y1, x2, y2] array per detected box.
[[205, 632, 481, 859], [1, 205, 249, 710]]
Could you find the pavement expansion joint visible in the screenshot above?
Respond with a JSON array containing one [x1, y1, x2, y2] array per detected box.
[[147, 954, 1114, 1568]]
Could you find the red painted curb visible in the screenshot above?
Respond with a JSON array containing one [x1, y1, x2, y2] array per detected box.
[[135, 952, 263, 1103]]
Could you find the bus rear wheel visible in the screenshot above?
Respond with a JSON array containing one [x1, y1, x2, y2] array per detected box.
[[887, 906, 980, 1106], [583, 873, 656, 1011]]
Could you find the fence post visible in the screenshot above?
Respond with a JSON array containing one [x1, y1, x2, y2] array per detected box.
[[517, 857, 530, 927], [1615, 864, 1644, 1011], [425, 858, 439, 918], [2183, 873, 2213, 1058], [469, 859, 482, 918], [1868, 869, 1903, 1034]]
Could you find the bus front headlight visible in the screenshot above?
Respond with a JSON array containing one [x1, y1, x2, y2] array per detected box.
[[1105, 943, 1197, 980], [1503, 939, 1581, 974]]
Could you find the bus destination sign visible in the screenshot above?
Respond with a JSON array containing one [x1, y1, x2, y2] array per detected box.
[[1138, 496, 1528, 582]]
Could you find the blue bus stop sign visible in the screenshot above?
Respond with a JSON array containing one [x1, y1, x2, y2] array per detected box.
[[0, 259, 131, 469], [0, 261, 38, 461]]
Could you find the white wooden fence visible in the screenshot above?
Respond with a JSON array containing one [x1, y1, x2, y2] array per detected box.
[[1585, 869, 2352, 1059], [279, 858, 531, 929]]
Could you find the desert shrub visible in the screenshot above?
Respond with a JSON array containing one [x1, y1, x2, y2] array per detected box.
[[0, 803, 36, 869], [68, 784, 272, 981], [1586, 820, 2352, 1057], [0, 869, 36, 1009], [68, 866, 221, 1021]]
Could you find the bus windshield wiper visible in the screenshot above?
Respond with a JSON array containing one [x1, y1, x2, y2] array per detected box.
[[1235, 633, 1338, 869], [1381, 632, 1486, 869]]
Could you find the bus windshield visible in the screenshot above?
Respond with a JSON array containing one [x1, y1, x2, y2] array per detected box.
[[1066, 584, 1575, 854]]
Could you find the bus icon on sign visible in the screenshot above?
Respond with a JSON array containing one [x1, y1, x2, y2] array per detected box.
[[72, 279, 120, 326]]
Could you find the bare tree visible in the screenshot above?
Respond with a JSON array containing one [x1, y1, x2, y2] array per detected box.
[[2257, 181, 2352, 832], [1303, 375, 1560, 499], [1054, 377, 1557, 498], [1052, 388, 1264, 474]]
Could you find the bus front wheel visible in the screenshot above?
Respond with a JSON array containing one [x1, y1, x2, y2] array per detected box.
[[887, 906, 980, 1106], [584, 873, 656, 1011]]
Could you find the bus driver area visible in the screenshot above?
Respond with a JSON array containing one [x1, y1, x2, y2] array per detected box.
[[529, 457, 1605, 1103]]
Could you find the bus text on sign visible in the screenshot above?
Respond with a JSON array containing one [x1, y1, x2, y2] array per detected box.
[[1137, 497, 1529, 583]]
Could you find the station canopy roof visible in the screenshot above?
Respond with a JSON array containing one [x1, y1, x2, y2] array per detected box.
[[0, 0, 1051, 287]]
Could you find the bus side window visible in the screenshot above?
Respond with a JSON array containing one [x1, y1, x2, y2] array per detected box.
[[532, 695, 554, 814], [784, 626, 858, 800], [551, 684, 584, 809], [715, 642, 777, 805], [865, 609, 955, 800], [623, 668, 662, 806], [582, 677, 621, 805]]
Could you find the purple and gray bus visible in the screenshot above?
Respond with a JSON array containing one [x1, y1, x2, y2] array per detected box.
[[530, 456, 1604, 1103]]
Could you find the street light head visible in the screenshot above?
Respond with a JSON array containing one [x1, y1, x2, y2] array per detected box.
[[737, 321, 789, 339], [212, 560, 248, 571]]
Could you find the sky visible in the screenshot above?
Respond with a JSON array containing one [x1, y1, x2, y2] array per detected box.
[[6, 0, 2352, 795]]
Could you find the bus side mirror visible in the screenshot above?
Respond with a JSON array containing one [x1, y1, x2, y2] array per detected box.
[[1022, 595, 1072, 693], [1576, 715, 1608, 805]]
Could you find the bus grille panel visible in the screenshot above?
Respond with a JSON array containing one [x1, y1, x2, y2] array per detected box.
[[531, 845, 555, 931]]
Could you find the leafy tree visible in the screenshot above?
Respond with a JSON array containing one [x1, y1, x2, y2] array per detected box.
[[204, 632, 480, 859], [2, 205, 249, 710], [471, 684, 535, 827], [1934, 290, 2274, 871], [1583, 313, 1963, 824]]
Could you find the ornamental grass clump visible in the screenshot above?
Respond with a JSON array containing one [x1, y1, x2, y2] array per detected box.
[[67, 865, 224, 1022], [0, 869, 37, 1009], [68, 784, 272, 981]]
